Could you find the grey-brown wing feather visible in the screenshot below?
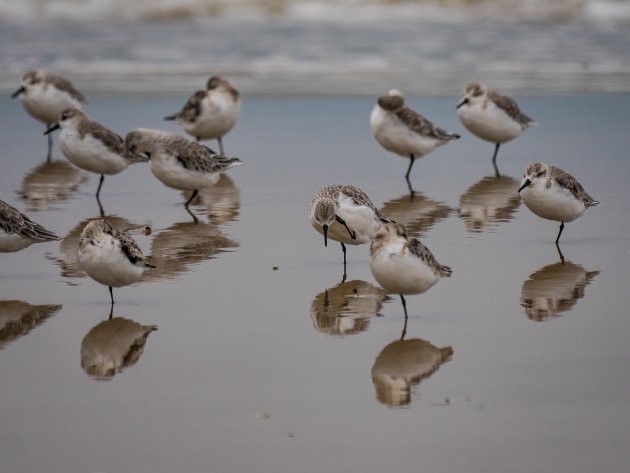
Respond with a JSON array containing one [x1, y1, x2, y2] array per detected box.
[[407, 238, 452, 277], [48, 75, 87, 104], [550, 166, 599, 206], [397, 108, 460, 141], [338, 185, 393, 223], [0, 199, 59, 241], [488, 90, 534, 126], [176, 142, 241, 173], [176, 90, 206, 122], [115, 229, 148, 266], [78, 120, 126, 155]]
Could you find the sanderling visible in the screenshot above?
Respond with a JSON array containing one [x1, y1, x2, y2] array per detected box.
[[310, 184, 392, 279], [46, 108, 148, 204], [457, 82, 535, 168], [0, 199, 60, 252], [369, 223, 452, 319], [370, 90, 460, 182], [78, 219, 154, 305], [125, 128, 241, 220], [12, 70, 87, 161], [164, 76, 241, 155], [518, 162, 598, 244]]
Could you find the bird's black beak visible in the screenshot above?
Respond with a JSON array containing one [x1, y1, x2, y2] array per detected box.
[[518, 179, 532, 193], [456, 98, 468, 109], [44, 123, 60, 135], [323, 225, 328, 247], [11, 86, 25, 99]]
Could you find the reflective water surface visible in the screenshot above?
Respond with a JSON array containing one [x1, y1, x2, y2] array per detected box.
[[1, 94, 629, 473]]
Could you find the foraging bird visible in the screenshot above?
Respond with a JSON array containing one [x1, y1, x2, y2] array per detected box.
[[125, 128, 241, 220], [457, 82, 535, 170], [310, 185, 392, 280], [518, 162, 598, 244], [12, 70, 87, 162], [46, 108, 148, 203], [164, 76, 240, 155], [370, 89, 460, 182], [78, 219, 154, 305], [0, 199, 60, 252], [369, 223, 452, 319]]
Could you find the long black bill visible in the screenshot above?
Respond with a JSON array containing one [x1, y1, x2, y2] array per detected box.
[[335, 215, 356, 240], [323, 224, 328, 247], [456, 98, 468, 109], [44, 123, 61, 135], [518, 179, 532, 193], [11, 86, 25, 99]]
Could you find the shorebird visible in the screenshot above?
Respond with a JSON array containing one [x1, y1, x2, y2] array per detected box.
[[369, 223, 452, 319], [0, 199, 60, 252], [518, 162, 598, 244], [46, 108, 148, 206], [78, 219, 154, 305], [12, 70, 87, 162], [164, 76, 240, 155], [370, 89, 460, 185], [125, 128, 242, 220], [310, 184, 392, 280], [457, 82, 535, 173]]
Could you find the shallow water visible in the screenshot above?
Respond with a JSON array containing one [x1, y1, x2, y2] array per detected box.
[[1, 93, 630, 473]]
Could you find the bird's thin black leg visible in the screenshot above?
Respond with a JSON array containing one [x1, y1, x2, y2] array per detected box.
[[109, 286, 114, 305], [555, 242, 565, 264], [184, 189, 199, 208], [405, 154, 416, 180], [400, 294, 409, 320], [491, 143, 501, 165], [400, 309, 408, 341], [46, 126, 53, 162], [555, 222, 565, 245], [340, 242, 347, 282], [96, 174, 105, 198]]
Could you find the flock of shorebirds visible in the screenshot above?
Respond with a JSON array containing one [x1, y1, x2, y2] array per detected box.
[[2, 69, 599, 318]]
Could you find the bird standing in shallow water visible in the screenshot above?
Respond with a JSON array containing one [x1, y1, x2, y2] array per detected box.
[[125, 128, 242, 221], [46, 108, 148, 213], [78, 219, 154, 306], [457, 82, 535, 175], [0, 199, 60, 252], [369, 223, 452, 319], [370, 89, 460, 190], [12, 70, 87, 162], [310, 184, 392, 281], [518, 162, 598, 245], [164, 76, 241, 155]]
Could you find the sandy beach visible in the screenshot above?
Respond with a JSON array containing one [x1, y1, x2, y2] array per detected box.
[[1, 90, 629, 472]]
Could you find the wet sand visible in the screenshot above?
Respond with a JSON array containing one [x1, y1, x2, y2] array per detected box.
[[1, 93, 629, 473]]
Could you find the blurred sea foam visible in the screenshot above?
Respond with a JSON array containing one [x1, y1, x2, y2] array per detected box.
[[2, 0, 629, 95]]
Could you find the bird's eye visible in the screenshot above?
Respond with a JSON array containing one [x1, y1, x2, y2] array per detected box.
[[536, 171, 546, 177]]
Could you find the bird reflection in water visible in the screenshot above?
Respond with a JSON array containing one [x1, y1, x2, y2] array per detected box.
[[310, 279, 390, 336], [48, 216, 149, 280], [458, 174, 521, 233], [379, 191, 452, 238], [19, 160, 87, 211], [371, 322, 453, 407], [521, 259, 600, 322], [80, 314, 157, 380], [0, 300, 62, 349], [181, 174, 241, 224], [143, 220, 238, 282]]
